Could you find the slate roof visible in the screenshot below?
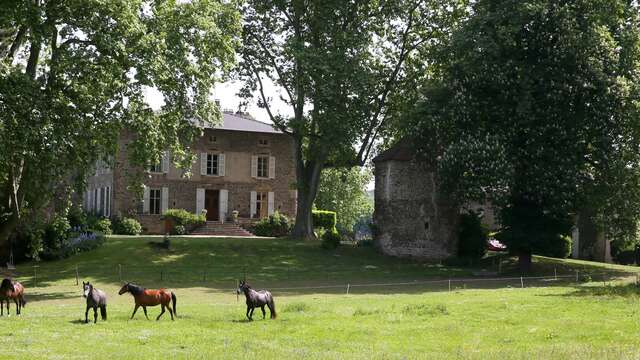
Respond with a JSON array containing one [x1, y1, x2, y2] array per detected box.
[[206, 112, 282, 134], [372, 142, 415, 162]]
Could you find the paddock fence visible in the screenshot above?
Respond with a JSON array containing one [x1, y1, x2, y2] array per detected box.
[[4, 263, 638, 295]]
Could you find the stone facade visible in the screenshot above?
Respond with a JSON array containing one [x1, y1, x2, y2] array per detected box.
[[83, 112, 297, 234], [373, 147, 459, 260]]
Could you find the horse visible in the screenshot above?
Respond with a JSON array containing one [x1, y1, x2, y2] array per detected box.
[[237, 280, 276, 321], [118, 282, 177, 321], [82, 281, 107, 323], [0, 278, 26, 316]]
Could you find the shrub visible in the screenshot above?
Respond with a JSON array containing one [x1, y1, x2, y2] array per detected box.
[[321, 229, 341, 250], [173, 224, 187, 235], [458, 211, 488, 260], [534, 234, 572, 259], [67, 205, 87, 229], [252, 212, 292, 237], [91, 218, 112, 235], [163, 209, 206, 229], [113, 217, 142, 235], [67, 232, 106, 254], [42, 214, 71, 260], [312, 210, 337, 230], [616, 249, 636, 265]]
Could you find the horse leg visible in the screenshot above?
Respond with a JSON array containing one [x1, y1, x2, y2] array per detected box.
[[166, 301, 174, 321], [13, 298, 19, 315], [143, 306, 149, 320], [249, 307, 255, 320], [85, 304, 90, 323], [1, 300, 3, 316], [5, 300, 9, 317], [131, 304, 140, 319], [156, 304, 165, 321], [261, 305, 266, 319], [93, 306, 98, 323], [246, 306, 252, 320]]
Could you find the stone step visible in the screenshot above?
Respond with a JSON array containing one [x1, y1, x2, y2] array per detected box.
[[190, 223, 255, 237]]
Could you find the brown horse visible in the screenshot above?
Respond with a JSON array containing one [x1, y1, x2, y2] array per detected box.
[[0, 278, 26, 316], [118, 283, 176, 321]]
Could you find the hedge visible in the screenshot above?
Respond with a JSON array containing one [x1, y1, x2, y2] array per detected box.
[[312, 210, 337, 230]]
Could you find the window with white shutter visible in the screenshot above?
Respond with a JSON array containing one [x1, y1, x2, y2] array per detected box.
[[250, 191, 257, 218], [251, 156, 258, 178], [269, 156, 275, 179], [268, 192, 274, 215]]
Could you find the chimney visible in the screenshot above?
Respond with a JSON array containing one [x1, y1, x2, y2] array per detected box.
[[214, 99, 221, 108]]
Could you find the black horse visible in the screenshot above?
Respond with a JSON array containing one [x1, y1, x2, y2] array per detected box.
[[82, 281, 107, 323], [237, 280, 276, 320]]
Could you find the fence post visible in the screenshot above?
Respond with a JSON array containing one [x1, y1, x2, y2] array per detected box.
[[636, 273, 639, 286], [118, 264, 122, 282], [236, 279, 239, 302], [33, 266, 37, 287], [520, 276, 524, 289], [346, 283, 350, 295], [160, 269, 164, 281], [576, 270, 579, 283], [448, 279, 451, 292], [554, 267, 557, 280], [75, 265, 79, 286]]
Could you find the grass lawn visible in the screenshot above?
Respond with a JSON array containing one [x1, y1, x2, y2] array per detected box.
[[2, 236, 640, 359]]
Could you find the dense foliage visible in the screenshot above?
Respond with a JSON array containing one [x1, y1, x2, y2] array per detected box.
[[90, 218, 112, 235], [408, 0, 640, 269], [315, 167, 373, 234], [252, 212, 292, 237], [320, 229, 342, 250], [312, 210, 337, 231], [0, 0, 241, 254], [457, 212, 488, 260], [163, 209, 206, 232]]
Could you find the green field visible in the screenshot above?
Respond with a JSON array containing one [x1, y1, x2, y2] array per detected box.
[[2, 236, 640, 359]]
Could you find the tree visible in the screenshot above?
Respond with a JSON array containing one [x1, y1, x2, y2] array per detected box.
[[408, 0, 640, 270], [0, 0, 241, 250], [240, 0, 465, 239], [315, 167, 373, 234]]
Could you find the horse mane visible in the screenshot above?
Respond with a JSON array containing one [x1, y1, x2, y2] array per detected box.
[[127, 283, 145, 295], [0, 278, 13, 291]]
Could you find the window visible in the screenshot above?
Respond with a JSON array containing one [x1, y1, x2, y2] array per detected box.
[[258, 138, 269, 146], [149, 161, 162, 173], [257, 156, 269, 178], [209, 135, 217, 143], [149, 188, 161, 215], [207, 154, 219, 175]]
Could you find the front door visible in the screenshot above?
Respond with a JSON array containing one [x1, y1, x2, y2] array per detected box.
[[256, 191, 268, 218], [205, 190, 219, 221]]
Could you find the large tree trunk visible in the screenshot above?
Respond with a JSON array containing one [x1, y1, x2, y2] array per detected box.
[[290, 137, 324, 240]]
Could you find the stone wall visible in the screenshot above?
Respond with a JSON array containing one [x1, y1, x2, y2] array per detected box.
[[373, 159, 459, 260]]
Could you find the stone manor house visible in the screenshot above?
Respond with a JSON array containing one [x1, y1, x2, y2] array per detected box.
[[82, 111, 297, 234]]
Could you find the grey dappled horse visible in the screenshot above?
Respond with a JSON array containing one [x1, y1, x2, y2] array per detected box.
[[82, 281, 107, 323], [237, 280, 276, 320]]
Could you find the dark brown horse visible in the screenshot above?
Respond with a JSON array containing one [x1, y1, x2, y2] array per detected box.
[[0, 278, 26, 316], [118, 283, 176, 321]]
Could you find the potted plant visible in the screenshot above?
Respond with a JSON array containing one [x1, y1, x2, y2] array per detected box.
[[232, 210, 239, 224]]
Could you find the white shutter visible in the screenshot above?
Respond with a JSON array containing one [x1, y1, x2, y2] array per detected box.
[[106, 187, 110, 217], [102, 188, 107, 216], [269, 156, 276, 179], [219, 189, 228, 224], [218, 153, 225, 176], [200, 153, 207, 175], [161, 187, 169, 214], [196, 188, 205, 215], [162, 152, 170, 174], [85, 190, 90, 210], [250, 191, 257, 218], [268, 192, 274, 216], [97, 188, 103, 216], [251, 156, 258, 178], [143, 185, 150, 214]]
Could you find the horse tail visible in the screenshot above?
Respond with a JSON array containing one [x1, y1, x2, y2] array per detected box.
[[100, 305, 107, 320], [171, 292, 177, 317], [268, 295, 276, 319]]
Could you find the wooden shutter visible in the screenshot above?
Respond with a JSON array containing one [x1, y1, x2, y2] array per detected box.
[[143, 185, 150, 214], [162, 151, 170, 174], [196, 188, 205, 215], [268, 191, 274, 215], [219, 189, 228, 223], [269, 156, 275, 179], [251, 156, 258, 178], [218, 153, 225, 176], [200, 153, 207, 175], [250, 191, 257, 218], [161, 187, 169, 214]]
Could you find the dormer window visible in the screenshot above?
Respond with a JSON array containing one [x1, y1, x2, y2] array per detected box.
[[209, 135, 217, 143], [258, 138, 269, 147]]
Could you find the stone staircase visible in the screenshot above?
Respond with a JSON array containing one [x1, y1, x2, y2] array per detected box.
[[190, 222, 255, 237]]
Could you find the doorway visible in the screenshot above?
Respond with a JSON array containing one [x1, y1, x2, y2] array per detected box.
[[205, 189, 219, 221]]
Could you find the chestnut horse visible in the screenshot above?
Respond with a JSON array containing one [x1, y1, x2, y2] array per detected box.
[[0, 278, 26, 316], [118, 283, 176, 321]]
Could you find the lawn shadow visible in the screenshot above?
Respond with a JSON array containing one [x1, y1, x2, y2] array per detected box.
[[543, 283, 640, 298], [26, 291, 78, 303]]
